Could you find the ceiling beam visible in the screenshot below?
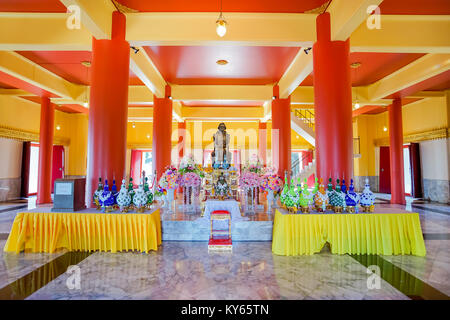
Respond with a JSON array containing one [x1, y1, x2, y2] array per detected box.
[[126, 12, 316, 47], [290, 86, 392, 106], [278, 0, 384, 99], [367, 54, 450, 101], [172, 100, 183, 122], [328, 0, 384, 41], [129, 48, 166, 98], [0, 13, 91, 51], [277, 51, 313, 99], [182, 106, 264, 121], [58, 1, 166, 98], [59, 0, 115, 39], [171, 85, 273, 101], [0, 51, 87, 100], [0, 89, 34, 96], [0, 12, 448, 54], [406, 91, 447, 98], [351, 15, 450, 53]]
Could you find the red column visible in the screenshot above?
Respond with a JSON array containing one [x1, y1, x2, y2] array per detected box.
[[258, 122, 267, 165], [37, 96, 54, 204], [86, 12, 130, 206], [388, 99, 406, 204], [313, 12, 353, 182], [271, 85, 291, 177], [178, 121, 186, 164], [153, 85, 173, 179]]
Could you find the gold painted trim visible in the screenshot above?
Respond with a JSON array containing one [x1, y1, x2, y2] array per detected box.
[[112, 0, 138, 13], [0, 125, 70, 146], [305, 1, 331, 14], [374, 127, 449, 146], [127, 143, 152, 150]]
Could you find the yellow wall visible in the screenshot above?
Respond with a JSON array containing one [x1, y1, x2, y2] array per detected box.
[[65, 114, 88, 176], [354, 97, 449, 177], [0, 95, 88, 176]]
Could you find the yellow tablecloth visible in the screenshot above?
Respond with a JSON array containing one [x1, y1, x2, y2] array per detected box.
[[272, 210, 426, 256], [3, 210, 161, 254]]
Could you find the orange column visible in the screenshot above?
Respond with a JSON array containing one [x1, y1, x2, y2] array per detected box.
[[153, 85, 173, 179], [178, 121, 186, 164], [388, 99, 406, 204], [37, 96, 54, 204], [271, 85, 291, 177], [258, 122, 267, 165], [86, 12, 130, 206], [313, 12, 353, 182]]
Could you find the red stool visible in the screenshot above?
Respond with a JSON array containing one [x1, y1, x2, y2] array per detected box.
[[209, 210, 232, 251]]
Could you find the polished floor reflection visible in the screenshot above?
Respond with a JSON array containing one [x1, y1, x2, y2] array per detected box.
[[0, 197, 449, 300]]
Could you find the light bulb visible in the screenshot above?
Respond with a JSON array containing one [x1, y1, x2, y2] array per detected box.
[[354, 102, 360, 109], [216, 19, 227, 37], [383, 126, 387, 132], [56, 125, 61, 131]]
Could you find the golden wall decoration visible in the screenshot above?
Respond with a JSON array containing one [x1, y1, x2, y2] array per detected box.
[[374, 127, 449, 146], [0, 125, 70, 146]]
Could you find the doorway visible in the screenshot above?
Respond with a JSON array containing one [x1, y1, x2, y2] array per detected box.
[[379, 146, 391, 194], [379, 145, 416, 197], [130, 150, 153, 187], [27, 144, 65, 196]]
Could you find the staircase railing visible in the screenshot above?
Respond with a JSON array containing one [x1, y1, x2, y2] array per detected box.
[[291, 152, 313, 177], [293, 109, 315, 129]]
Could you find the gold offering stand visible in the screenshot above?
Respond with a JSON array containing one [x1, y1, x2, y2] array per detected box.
[[202, 168, 239, 201]]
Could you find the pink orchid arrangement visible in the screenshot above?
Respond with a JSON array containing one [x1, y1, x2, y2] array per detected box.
[[239, 172, 260, 188], [180, 172, 202, 187]]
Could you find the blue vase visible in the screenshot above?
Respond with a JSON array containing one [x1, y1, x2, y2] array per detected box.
[[111, 179, 118, 204], [345, 179, 360, 207], [100, 179, 115, 209]]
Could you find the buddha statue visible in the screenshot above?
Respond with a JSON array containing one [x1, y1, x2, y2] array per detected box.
[[212, 122, 232, 168]]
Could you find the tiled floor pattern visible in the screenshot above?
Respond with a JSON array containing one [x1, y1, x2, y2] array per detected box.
[[0, 197, 448, 300]]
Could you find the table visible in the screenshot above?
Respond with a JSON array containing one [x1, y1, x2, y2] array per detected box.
[[3, 208, 161, 254], [272, 209, 426, 256]]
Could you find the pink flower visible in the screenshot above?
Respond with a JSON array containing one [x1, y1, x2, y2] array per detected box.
[[181, 172, 201, 187]]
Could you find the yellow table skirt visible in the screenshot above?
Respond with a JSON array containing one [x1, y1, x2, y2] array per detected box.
[[272, 210, 426, 256], [3, 210, 161, 254]]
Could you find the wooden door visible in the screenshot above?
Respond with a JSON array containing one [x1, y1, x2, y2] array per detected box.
[[379, 146, 391, 194], [51, 145, 65, 193], [409, 143, 423, 198]]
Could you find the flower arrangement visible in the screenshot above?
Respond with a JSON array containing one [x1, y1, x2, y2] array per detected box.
[[178, 155, 205, 177], [180, 171, 202, 187], [158, 165, 179, 190], [239, 172, 260, 188], [260, 174, 283, 193], [242, 156, 263, 174], [261, 166, 276, 176]]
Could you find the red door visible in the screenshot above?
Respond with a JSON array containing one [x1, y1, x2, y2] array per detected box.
[[51, 145, 65, 193], [379, 146, 391, 194]]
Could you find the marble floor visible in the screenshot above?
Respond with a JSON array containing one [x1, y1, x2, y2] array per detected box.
[[0, 196, 449, 300]]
